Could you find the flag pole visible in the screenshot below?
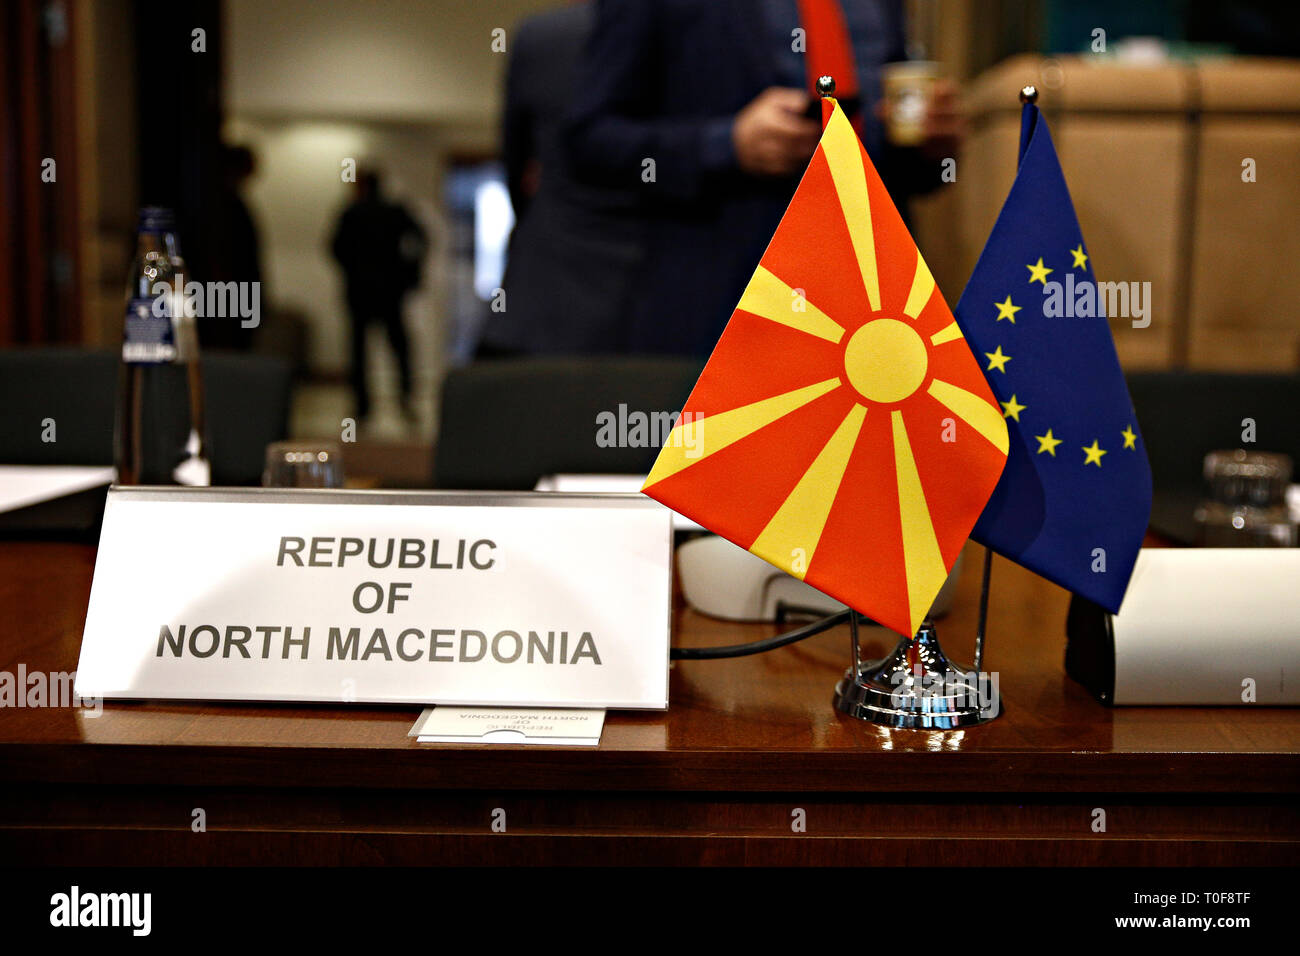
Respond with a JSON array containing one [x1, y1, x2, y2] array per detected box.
[[975, 85, 1039, 676], [814, 72, 868, 678], [974, 547, 992, 674], [1018, 84, 1038, 163], [826, 70, 1001, 728], [814, 74, 867, 678]]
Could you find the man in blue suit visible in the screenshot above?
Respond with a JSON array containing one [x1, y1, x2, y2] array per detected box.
[[565, 0, 960, 356], [479, 2, 648, 358]]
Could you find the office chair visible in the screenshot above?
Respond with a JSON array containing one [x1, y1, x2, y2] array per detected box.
[[0, 347, 293, 486], [434, 356, 704, 489]]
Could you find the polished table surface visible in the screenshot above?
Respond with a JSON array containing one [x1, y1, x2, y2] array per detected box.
[[1, 539, 1297, 865]]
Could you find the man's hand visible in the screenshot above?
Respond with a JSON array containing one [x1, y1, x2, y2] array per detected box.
[[732, 87, 821, 177], [918, 79, 964, 161]]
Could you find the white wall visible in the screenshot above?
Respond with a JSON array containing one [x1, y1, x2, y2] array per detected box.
[[227, 0, 554, 122], [223, 0, 559, 379]]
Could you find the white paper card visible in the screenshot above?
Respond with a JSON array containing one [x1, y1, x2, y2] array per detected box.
[[536, 474, 703, 532], [1112, 548, 1300, 705], [0, 465, 115, 514], [409, 706, 606, 746], [76, 487, 672, 709]]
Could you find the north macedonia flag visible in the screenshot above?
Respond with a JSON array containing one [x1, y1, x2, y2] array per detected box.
[[643, 98, 1009, 638]]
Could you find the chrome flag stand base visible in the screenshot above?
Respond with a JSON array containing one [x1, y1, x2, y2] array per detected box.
[[834, 547, 1001, 728], [833, 619, 999, 728]]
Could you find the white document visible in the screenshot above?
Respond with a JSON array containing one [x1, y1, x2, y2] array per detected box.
[[0, 465, 114, 514], [535, 474, 702, 531], [409, 706, 606, 746]]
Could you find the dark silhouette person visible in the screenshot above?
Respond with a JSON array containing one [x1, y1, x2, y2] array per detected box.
[[202, 144, 263, 351], [330, 170, 428, 419], [565, 0, 962, 357], [477, 1, 646, 358]]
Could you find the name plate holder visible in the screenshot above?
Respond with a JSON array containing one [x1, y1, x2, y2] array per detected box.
[[75, 487, 672, 709]]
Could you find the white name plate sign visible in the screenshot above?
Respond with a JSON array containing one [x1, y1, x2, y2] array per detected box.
[[76, 487, 672, 709]]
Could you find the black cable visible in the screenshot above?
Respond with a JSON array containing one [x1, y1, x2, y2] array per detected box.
[[670, 608, 854, 660]]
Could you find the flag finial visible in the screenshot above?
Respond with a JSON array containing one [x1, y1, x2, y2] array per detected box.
[[1020, 85, 1038, 105], [817, 75, 836, 97]]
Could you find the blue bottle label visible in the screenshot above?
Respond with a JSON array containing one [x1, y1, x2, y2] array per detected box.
[[122, 296, 177, 364]]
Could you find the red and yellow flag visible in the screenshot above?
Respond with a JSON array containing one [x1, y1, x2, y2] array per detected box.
[[642, 98, 1008, 637]]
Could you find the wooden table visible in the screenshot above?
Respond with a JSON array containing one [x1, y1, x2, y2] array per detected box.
[[1, 539, 1297, 866]]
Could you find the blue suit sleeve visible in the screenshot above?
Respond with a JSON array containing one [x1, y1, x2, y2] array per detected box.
[[564, 0, 737, 204]]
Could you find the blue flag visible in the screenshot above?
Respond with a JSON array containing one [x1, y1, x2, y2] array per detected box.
[[954, 104, 1152, 613]]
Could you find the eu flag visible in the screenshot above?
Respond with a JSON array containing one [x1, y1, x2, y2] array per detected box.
[[954, 102, 1152, 613]]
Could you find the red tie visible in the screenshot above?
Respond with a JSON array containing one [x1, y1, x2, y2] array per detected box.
[[796, 0, 860, 104]]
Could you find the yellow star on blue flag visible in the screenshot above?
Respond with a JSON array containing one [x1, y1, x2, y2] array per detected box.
[[953, 101, 1152, 613]]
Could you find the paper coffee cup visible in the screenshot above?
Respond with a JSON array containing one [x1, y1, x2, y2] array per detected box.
[[881, 61, 939, 147]]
